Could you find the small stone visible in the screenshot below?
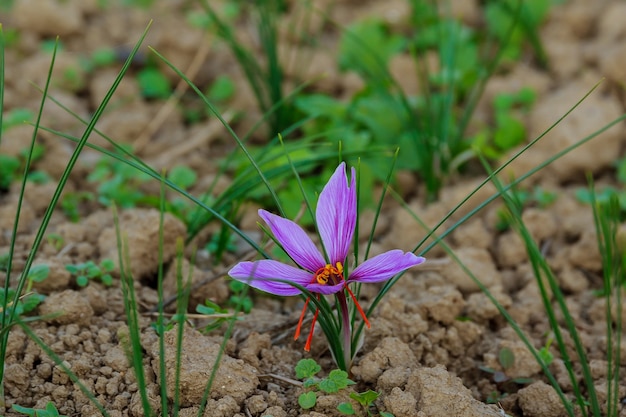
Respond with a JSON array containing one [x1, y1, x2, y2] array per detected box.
[[406, 365, 502, 416], [39, 290, 94, 325], [148, 326, 259, 407], [383, 387, 417, 417], [518, 381, 567, 417]]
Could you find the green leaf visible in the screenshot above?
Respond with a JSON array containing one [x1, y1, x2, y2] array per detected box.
[[339, 20, 405, 78], [298, 391, 317, 410], [91, 48, 117, 67], [101, 274, 114, 286], [21, 294, 45, 314], [499, 347, 515, 369], [27, 170, 50, 184], [196, 304, 217, 315], [352, 94, 407, 144], [3, 108, 34, 130], [101, 258, 115, 272], [65, 264, 80, 274], [302, 378, 318, 389], [229, 279, 246, 292], [319, 369, 355, 393], [538, 346, 554, 366], [337, 402, 355, 415], [137, 67, 171, 99], [494, 114, 525, 151], [45, 401, 63, 417], [294, 94, 347, 119], [28, 264, 50, 283], [350, 390, 380, 406], [380, 412, 395, 417], [76, 275, 88, 287], [295, 358, 321, 379], [0, 155, 20, 189], [11, 404, 37, 417], [207, 75, 235, 102], [168, 166, 197, 190]]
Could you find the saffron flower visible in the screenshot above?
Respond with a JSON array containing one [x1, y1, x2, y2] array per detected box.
[[229, 162, 425, 369]]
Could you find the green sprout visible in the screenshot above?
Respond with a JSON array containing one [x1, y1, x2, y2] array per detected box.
[[12, 401, 66, 417], [295, 358, 356, 410], [538, 335, 555, 367], [227, 280, 253, 314], [0, 144, 47, 191], [46, 233, 65, 252], [167, 165, 197, 190], [87, 155, 151, 208], [474, 88, 536, 160], [338, 390, 393, 416], [479, 347, 534, 403], [60, 191, 94, 222], [195, 299, 239, 333], [24, 264, 50, 293], [137, 66, 171, 99], [65, 259, 115, 287], [0, 155, 20, 191], [0, 287, 44, 318], [2, 108, 34, 131]]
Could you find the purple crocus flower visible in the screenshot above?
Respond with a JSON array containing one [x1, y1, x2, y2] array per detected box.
[[229, 162, 425, 351]]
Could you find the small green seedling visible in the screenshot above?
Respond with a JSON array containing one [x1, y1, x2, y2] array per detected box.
[[0, 144, 46, 191], [538, 335, 554, 366], [228, 280, 253, 314], [295, 358, 356, 410], [60, 191, 94, 222], [137, 66, 171, 99], [474, 88, 536, 160], [0, 288, 44, 318], [0, 252, 9, 272], [46, 233, 65, 251], [576, 187, 626, 217], [2, 108, 34, 131], [65, 259, 115, 287], [206, 228, 238, 264], [167, 165, 197, 190], [87, 154, 151, 208], [150, 313, 184, 336], [12, 401, 67, 417], [196, 299, 239, 333], [480, 347, 533, 403], [25, 264, 50, 293], [338, 390, 394, 416]]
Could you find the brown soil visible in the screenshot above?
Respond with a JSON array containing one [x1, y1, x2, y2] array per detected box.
[[1, 0, 626, 416]]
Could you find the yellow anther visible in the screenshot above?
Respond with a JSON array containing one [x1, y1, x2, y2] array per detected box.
[[314, 262, 344, 285]]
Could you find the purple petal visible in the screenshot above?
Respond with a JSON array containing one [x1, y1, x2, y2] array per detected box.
[[228, 260, 313, 296], [305, 282, 344, 295], [349, 250, 425, 283], [316, 162, 357, 265], [259, 209, 325, 272]]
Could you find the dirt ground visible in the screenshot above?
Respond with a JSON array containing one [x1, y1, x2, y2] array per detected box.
[[1, 0, 626, 416]]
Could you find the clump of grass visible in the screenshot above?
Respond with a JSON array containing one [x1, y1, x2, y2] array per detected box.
[[480, 166, 625, 416], [323, 1, 551, 201], [198, 0, 295, 136]]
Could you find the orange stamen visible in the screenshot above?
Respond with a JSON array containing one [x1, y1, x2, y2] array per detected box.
[[294, 297, 310, 341], [314, 263, 344, 285], [304, 306, 320, 351], [345, 284, 370, 328]]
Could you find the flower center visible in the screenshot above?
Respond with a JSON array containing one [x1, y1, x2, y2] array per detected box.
[[314, 262, 344, 285]]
